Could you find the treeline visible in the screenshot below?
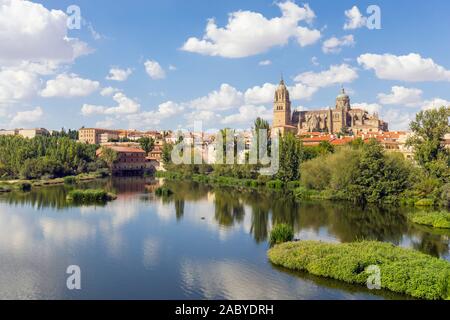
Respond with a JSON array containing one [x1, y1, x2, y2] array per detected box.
[[162, 107, 450, 207], [0, 135, 106, 180]]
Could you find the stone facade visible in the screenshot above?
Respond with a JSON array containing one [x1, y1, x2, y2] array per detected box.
[[272, 79, 388, 135]]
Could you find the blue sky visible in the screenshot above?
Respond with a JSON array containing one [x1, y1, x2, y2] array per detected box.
[[1, 0, 450, 131]]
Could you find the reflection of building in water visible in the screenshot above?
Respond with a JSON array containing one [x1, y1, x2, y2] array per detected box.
[[272, 78, 388, 135]]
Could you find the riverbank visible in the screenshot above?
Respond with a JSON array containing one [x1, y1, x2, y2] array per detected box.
[[409, 211, 450, 229], [155, 171, 443, 208], [0, 170, 109, 192], [268, 240, 450, 300]]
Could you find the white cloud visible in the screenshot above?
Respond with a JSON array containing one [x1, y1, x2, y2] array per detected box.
[[294, 64, 358, 87], [322, 35, 355, 54], [41, 74, 99, 98], [95, 117, 118, 129], [10, 107, 43, 126], [377, 86, 423, 107], [181, 1, 320, 58], [0, 0, 91, 64], [169, 65, 177, 71], [352, 102, 382, 114], [422, 98, 450, 110], [106, 68, 132, 81], [189, 84, 243, 111], [0, 67, 40, 103], [343, 6, 367, 30], [81, 92, 140, 116], [311, 56, 319, 66], [100, 87, 120, 97], [259, 60, 272, 66], [382, 108, 415, 131], [357, 53, 450, 82], [144, 60, 166, 79], [244, 82, 317, 105], [127, 101, 184, 128], [221, 105, 272, 125]]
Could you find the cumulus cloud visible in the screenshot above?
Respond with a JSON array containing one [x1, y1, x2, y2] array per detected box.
[[377, 86, 423, 107], [100, 87, 120, 97], [10, 107, 43, 126], [144, 60, 166, 79], [0, 0, 91, 64], [382, 108, 415, 131], [127, 101, 184, 127], [343, 6, 367, 30], [189, 84, 243, 111], [81, 92, 140, 115], [322, 35, 355, 54], [181, 1, 320, 58], [357, 53, 450, 82], [0, 67, 40, 103], [106, 68, 132, 81], [221, 105, 272, 125], [421, 98, 450, 110], [244, 82, 317, 105], [294, 64, 358, 87], [40, 74, 100, 98], [352, 102, 382, 114]]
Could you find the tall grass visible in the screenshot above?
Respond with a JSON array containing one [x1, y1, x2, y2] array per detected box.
[[410, 211, 450, 229], [269, 224, 294, 245], [268, 240, 450, 300], [67, 189, 117, 203]]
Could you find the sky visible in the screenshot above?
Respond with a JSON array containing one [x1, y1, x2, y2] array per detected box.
[[1, 0, 450, 132]]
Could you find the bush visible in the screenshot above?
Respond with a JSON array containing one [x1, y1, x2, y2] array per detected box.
[[268, 240, 450, 300], [441, 183, 450, 207], [415, 199, 435, 207], [18, 182, 32, 192], [410, 211, 450, 229], [67, 189, 116, 203], [267, 180, 284, 189], [64, 176, 77, 185], [286, 181, 301, 190], [270, 224, 294, 245], [293, 186, 314, 200], [155, 187, 173, 196]]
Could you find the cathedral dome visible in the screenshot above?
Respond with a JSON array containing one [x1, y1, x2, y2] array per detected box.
[[337, 87, 349, 100]]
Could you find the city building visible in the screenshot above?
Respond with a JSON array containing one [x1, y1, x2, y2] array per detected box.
[[79, 128, 122, 144], [272, 78, 388, 136], [0, 128, 49, 138], [96, 146, 151, 175]]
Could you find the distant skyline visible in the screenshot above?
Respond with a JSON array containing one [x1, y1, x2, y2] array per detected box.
[[1, 0, 450, 131]]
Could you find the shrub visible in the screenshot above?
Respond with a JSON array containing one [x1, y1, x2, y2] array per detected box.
[[270, 224, 294, 245], [155, 187, 173, 196], [415, 199, 435, 207], [410, 211, 450, 229], [441, 183, 450, 207], [18, 182, 32, 192], [64, 176, 77, 185], [268, 240, 450, 300], [286, 181, 301, 190], [67, 189, 116, 203], [267, 180, 284, 189], [293, 186, 314, 200]]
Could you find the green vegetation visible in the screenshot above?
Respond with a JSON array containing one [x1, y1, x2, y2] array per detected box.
[[155, 186, 174, 196], [268, 240, 450, 300], [138, 137, 155, 154], [98, 146, 118, 169], [269, 224, 294, 245], [66, 189, 117, 203], [0, 135, 105, 180], [410, 211, 450, 229]]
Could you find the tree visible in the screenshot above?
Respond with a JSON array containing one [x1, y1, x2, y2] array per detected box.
[[407, 106, 450, 180], [277, 132, 303, 182], [253, 117, 271, 160], [138, 137, 155, 154], [99, 147, 118, 170], [162, 142, 173, 165]]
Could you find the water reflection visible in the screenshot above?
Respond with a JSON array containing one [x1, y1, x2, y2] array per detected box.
[[0, 178, 449, 299]]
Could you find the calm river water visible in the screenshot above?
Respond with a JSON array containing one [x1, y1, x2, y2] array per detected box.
[[0, 177, 448, 300]]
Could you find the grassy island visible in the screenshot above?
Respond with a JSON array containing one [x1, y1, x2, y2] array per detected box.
[[410, 211, 450, 229], [268, 240, 450, 300], [66, 189, 117, 203]]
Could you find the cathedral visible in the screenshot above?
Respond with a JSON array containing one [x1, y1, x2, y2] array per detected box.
[[272, 78, 388, 136]]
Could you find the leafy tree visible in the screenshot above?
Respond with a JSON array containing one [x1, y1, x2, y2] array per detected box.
[[277, 132, 303, 182], [253, 117, 271, 160], [162, 142, 173, 165], [407, 106, 450, 180], [99, 147, 118, 170], [138, 137, 155, 154]]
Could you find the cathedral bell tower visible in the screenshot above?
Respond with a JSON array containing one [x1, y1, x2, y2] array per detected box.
[[273, 78, 292, 127]]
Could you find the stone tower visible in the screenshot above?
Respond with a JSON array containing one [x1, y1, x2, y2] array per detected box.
[[273, 78, 291, 127]]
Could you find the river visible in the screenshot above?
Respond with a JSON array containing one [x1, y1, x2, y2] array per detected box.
[[0, 177, 448, 300]]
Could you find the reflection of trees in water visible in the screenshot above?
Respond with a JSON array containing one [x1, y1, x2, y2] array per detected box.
[[175, 199, 185, 221], [213, 188, 245, 227], [408, 225, 450, 258], [1, 186, 71, 210]]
